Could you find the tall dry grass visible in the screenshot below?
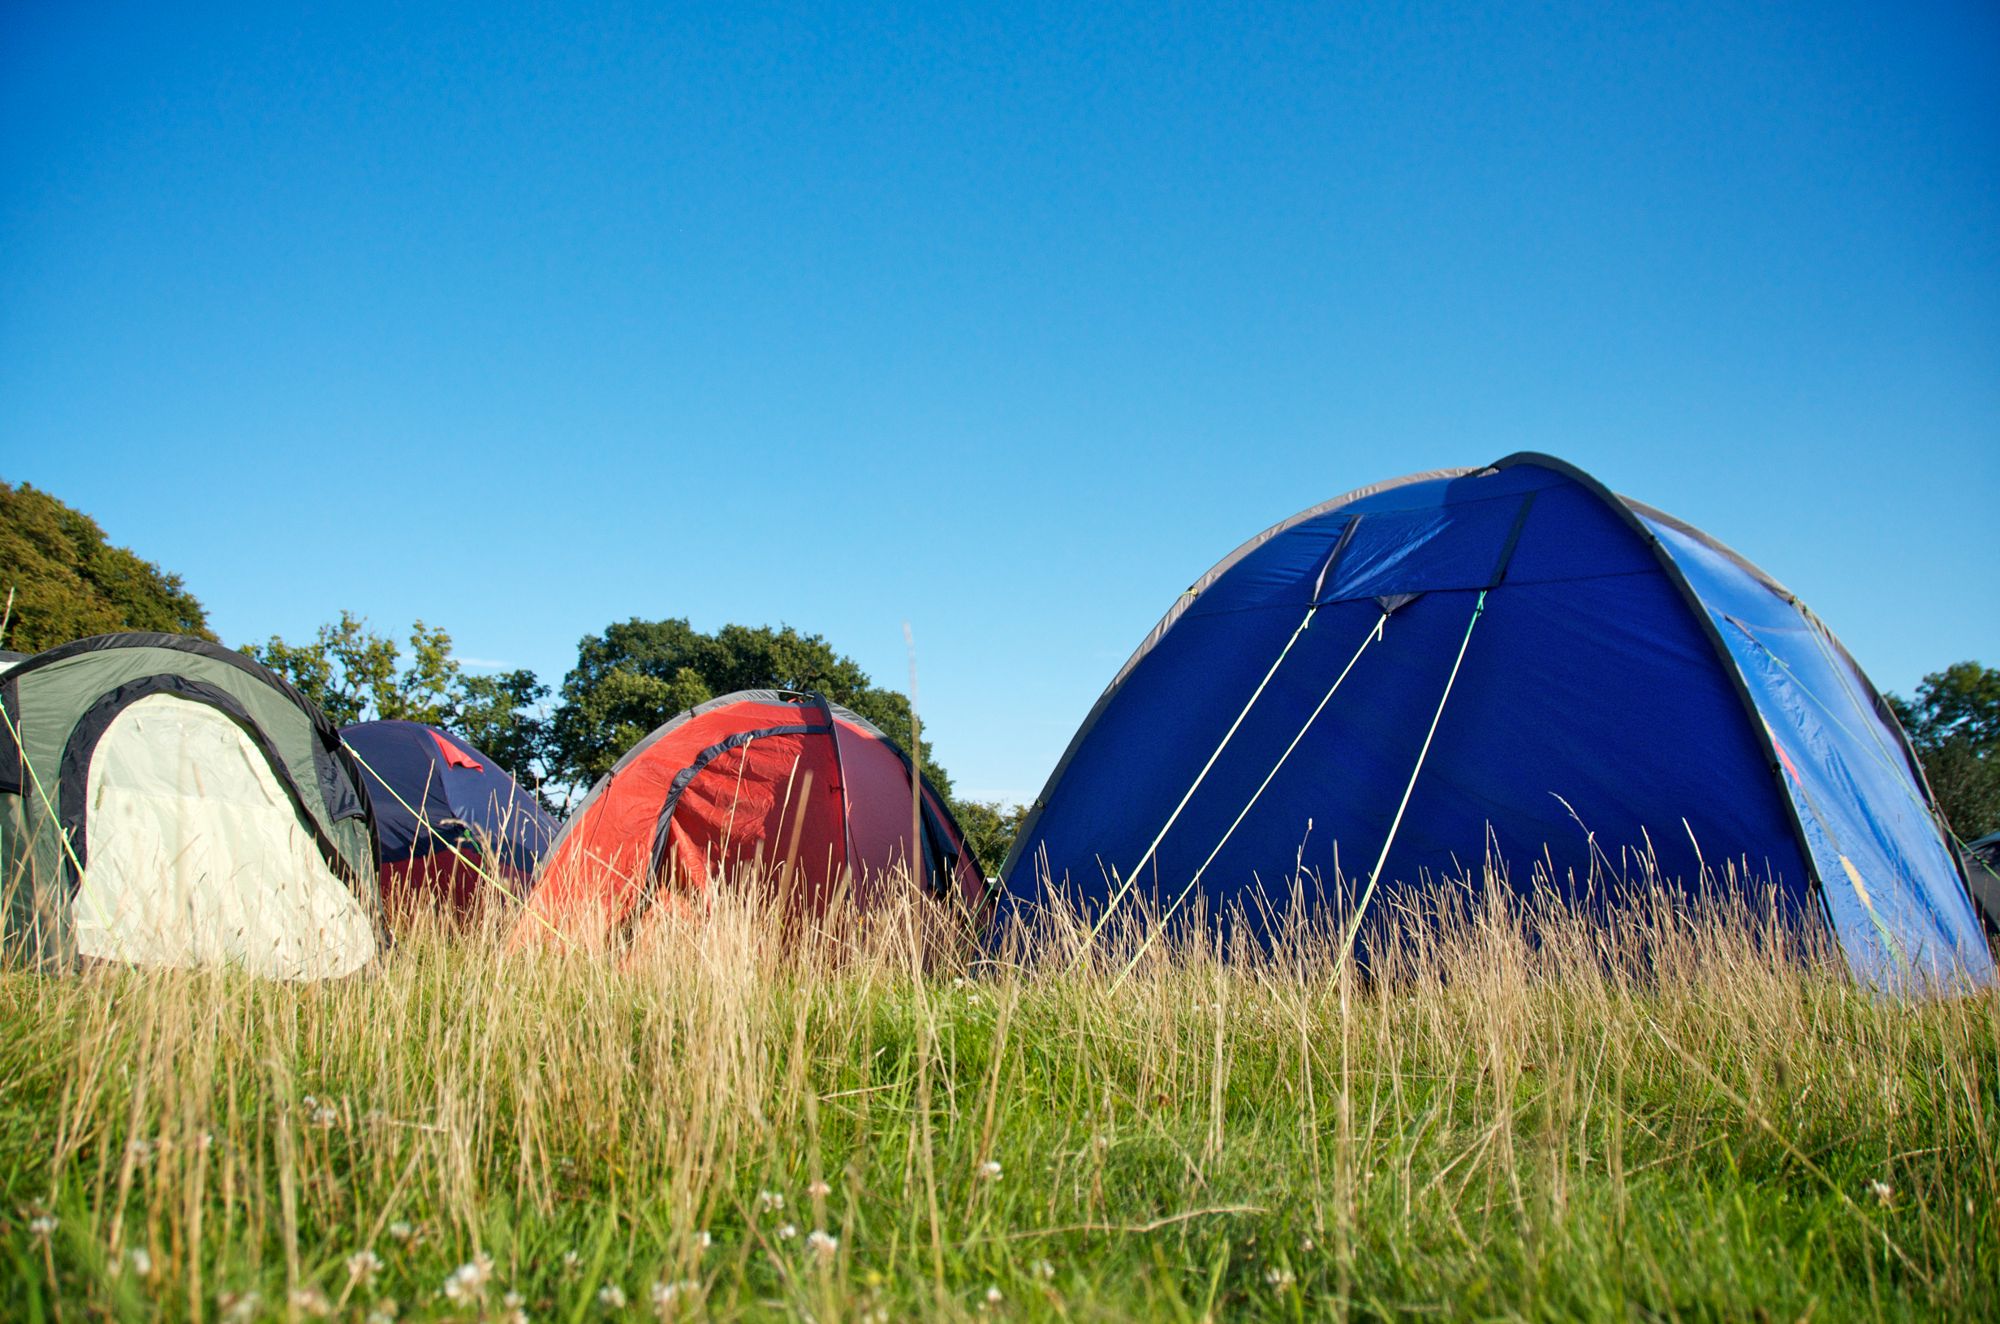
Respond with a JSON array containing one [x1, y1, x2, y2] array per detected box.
[[1, 866, 1995, 1321]]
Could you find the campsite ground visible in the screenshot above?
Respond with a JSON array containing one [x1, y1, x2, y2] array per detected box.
[[1, 886, 1995, 1322]]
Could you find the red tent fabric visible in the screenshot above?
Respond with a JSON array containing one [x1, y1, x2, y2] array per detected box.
[[377, 853, 497, 921], [430, 729, 483, 770], [520, 690, 989, 945]]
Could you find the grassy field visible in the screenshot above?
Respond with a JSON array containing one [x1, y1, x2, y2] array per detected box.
[[0, 880, 1995, 1322]]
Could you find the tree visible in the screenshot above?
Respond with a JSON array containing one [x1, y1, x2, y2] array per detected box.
[[1888, 661, 2000, 840], [550, 618, 951, 799], [247, 612, 399, 727], [953, 798, 1026, 877], [0, 480, 212, 652], [246, 614, 553, 795], [454, 668, 556, 790]]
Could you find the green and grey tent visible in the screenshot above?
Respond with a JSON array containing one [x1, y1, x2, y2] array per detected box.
[[1964, 832, 2000, 948], [1, 633, 384, 978]]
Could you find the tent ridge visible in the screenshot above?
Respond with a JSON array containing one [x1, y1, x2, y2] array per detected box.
[[1000, 452, 1991, 992]]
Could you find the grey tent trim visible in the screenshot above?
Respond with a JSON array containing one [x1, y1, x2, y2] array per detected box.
[[999, 454, 1961, 924], [1, 630, 389, 970], [57, 673, 372, 892], [998, 468, 1466, 884], [10, 633, 338, 734], [5, 632, 376, 835], [643, 689, 841, 894], [537, 689, 832, 868], [1482, 452, 1826, 925], [1964, 833, 2000, 942], [535, 689, 980, 904]]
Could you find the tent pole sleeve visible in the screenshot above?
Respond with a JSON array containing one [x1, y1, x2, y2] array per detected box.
[[1114, 609, 1390, 988], [343, 740, 492, 887], [0, 690, 87, 883], [1335, 588, 1489, 976]]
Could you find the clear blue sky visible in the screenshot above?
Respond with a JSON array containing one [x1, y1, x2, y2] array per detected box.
[[3, 2, 1995, 804]]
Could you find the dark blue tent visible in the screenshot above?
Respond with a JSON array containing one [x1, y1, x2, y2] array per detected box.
[[342, 720, 557, 909], [1002, 454, 1993, 992]]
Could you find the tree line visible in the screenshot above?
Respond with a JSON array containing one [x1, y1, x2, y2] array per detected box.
[[2, 479, 1026, 869], [3, 477, 1991, 865], [241, 610, 1034, 873]]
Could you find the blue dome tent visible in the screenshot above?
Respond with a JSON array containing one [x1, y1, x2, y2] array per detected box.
[[1002, 454, 1993, 992], [342, 720, 556, 919]]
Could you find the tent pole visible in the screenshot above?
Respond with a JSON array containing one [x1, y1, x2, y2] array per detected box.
[[1111, 609, 1390, 988], [1071, 595, 1322, 968], [1334, 588, 1489, 976]]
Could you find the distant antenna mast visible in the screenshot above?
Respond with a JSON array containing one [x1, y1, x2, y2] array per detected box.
[[904, 621, 923, 895]]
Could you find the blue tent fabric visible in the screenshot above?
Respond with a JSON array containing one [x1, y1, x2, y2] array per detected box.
[[1643, 514, 1993, 988], [1001, 454, 1993, 993], [341, 720, 556, 875]]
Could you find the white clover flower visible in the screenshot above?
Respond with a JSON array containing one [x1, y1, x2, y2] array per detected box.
[[219, 1290, 262, 1322], [28, 1215, 56, 1238], [693, 1231, 712, 1251], [505, 1291, 526, 1309], [775, 1223, 797, 1240], [365, 1303, 399, 1324], [312, 1106, 340, 1130], [597, 1283, 627, 1309], [807, 1179, 831, 1198], [1869, 1179, 1894, 1206], [289, 1287, 332, 1317], [1265, 1266, 1295, 1290], [757, 1189, 785, 1212], [442, 1255, 494, 1303], [985, 1285, 1003, 1304], [127, 1247, 153, 1279], [649, 1278, 699, 1314], [388, 1221, 415, 1243], [978, 1160, 1002, 1181], [1030, 1259, 1055, 1280], [347, 1249, 384, 1281], [562, 1248, 582, 1272], [806, 1229, 838, 1258]]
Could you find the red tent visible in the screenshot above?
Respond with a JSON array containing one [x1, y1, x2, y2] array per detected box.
[[520, 690, 989, 945]]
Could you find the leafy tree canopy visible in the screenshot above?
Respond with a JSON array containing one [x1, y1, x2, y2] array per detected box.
[[1889, 661, 2000, 840], [550, 618, 948, 802], [953, 798, 1025, 877], [0, 479, 212, 653], [246, 613, 553, 796]]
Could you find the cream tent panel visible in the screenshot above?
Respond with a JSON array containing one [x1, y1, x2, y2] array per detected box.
[[72, 694, 376, 979]]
